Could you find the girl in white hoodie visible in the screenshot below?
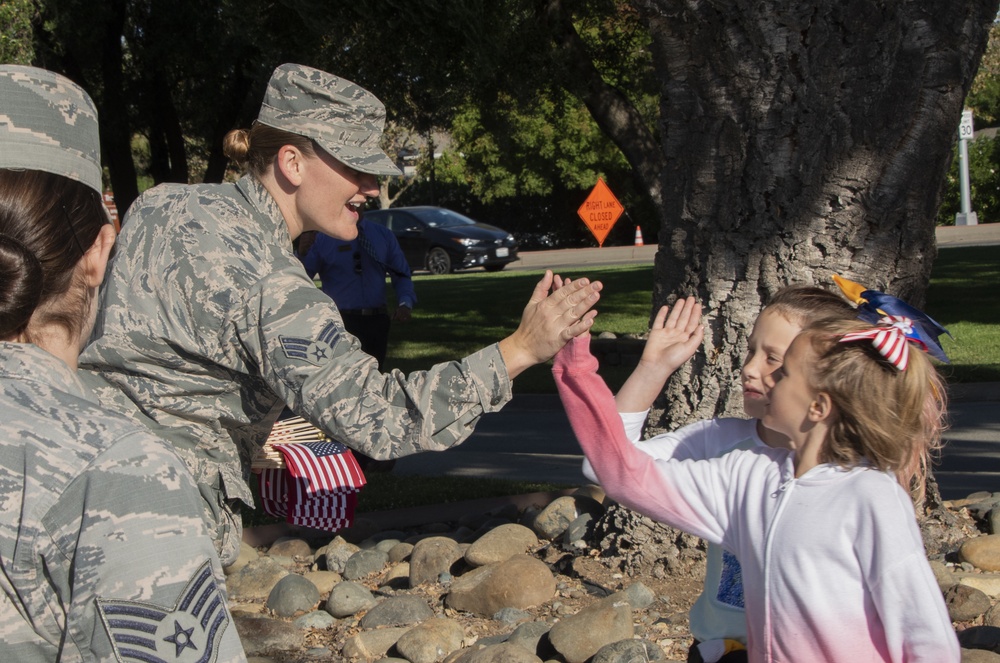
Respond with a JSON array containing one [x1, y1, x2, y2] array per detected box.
[[555, 313, 958, 662]]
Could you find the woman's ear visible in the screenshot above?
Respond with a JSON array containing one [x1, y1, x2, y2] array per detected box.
[[275, 145, 306, 187], [808, 392, 835, 423], [81, 224, 116, 288]]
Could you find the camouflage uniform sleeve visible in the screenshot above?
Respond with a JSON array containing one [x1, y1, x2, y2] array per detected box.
[[239, 263, 513, 460], [50, 432, 246, 662]]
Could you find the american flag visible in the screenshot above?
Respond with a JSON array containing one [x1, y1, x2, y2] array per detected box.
[[259, 439, 367, 531]]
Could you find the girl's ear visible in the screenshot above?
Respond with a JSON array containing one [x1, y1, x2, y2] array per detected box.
[[808, 392, 835, 423], [275, 145, 306, 187]]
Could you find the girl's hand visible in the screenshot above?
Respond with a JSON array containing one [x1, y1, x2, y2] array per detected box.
[[640, 297, 704, 374]]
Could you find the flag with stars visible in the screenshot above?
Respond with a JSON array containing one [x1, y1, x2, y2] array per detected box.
[[259, 439, 367, 531]]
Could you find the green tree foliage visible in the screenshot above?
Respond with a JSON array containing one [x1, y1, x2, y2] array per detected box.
[[0, 0, 34, 64], [937, 135, 1000, 225], [968, 22, 1000, 127]]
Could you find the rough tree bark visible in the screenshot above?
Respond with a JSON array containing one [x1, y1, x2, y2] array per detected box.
[[631, 0, 998, 429]]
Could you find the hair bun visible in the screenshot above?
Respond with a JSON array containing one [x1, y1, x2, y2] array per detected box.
[[0, 234, 43, 338]]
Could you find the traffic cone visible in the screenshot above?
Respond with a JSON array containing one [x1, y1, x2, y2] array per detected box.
[[634, 226, 644, 246]]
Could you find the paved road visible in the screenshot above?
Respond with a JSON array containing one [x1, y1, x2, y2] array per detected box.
[[397, 223, 1000, 501], [394, 391, 1000, 501], [504, 222, 1000, 272]]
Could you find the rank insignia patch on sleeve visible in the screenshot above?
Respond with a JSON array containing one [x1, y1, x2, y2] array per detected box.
[[97, 560, 229, 662], [279, 322, 339, 366]]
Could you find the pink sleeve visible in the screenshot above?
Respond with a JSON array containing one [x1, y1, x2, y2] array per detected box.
[[553, 335, 727, 542]]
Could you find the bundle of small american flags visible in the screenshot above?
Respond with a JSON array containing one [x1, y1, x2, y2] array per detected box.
[[256, 416, 366, 531]]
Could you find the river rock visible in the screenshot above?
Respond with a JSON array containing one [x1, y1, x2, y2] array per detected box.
[[325, 580, 377, 618], [945, 584, 992, 622], [446, 554, 555, 617], [507, 621, 553, 657], [324, 537, 360, 574], [224, 541, 259, 576], [531, 495, 602, 540], [303, 570, 341, 596], [344, 548, 389, 580], [410, 536, 464, 587], [548, 598, 633, 663], [226, 557, 290, 601], [360, 595, 435, 629], [395, 617, 466, 663], [465, 523, 538, 567], [341, 626, 410, 659], [266, 573, 320, 617], [268, 537, 312, 559], [233, 615, 302, 656], [961, 535, 1000, 572], [591, 638, 666, 662], [388, 542, 414, 563], [293, 610, 337, 630]]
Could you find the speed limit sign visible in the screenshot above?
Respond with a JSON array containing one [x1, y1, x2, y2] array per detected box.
[[959, 110, 974, 140]]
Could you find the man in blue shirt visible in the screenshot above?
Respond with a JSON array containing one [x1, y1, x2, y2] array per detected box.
[[300, 217, 416, 472]]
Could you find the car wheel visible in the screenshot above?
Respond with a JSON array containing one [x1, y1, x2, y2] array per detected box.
[[426, 247, 452, 275], [484, 264, 506, 272]]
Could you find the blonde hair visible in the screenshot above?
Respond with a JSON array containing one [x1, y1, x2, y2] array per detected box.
[[764, 284, 856, 327], [800, 318, 946, 502], [222, 123, 317, 177]]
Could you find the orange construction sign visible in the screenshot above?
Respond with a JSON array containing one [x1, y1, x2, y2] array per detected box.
[[577, 178, 624, 247]]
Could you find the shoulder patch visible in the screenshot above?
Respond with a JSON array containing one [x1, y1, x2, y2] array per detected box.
[[97, 560, 230, 663], [279, 321, 339, 366]]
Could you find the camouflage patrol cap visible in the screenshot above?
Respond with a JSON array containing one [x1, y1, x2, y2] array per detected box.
[[257, 63, 402, 177], [0, 65, 102, 195]]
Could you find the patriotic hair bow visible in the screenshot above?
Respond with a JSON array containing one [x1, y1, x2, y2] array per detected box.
[[839, 316, 927, 371]]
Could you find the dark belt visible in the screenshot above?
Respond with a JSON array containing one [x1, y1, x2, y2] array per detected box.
[[340, 307, 388, 316]]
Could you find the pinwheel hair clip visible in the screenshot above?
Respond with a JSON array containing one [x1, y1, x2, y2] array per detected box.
[[833, 274, 951, 365], [839, 316, 926, 371]]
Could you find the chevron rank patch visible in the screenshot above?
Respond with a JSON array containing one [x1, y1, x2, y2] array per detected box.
[[279, 321, 339, 366], [97, 561, 229, 663]]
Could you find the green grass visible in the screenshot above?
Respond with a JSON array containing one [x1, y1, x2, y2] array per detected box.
[[384, 265, 656, 393], [926, 246, 1000, 383]]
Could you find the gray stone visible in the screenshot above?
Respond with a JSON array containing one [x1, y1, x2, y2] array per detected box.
[[507, 621, 552, 657], [233, 615, 303, 656], [294, 610, 337, 630], [590, 639, 666, 662], [614, 582, 655, 610], [268, 537, 313, 559], [325, 580, 377, 618], [303, 570, 342, 597], [548, 599, 633, 663], [266, 573, 321, 617], [341, 627, 409, 660], [963, 649, 1000, 662], [454, 642, 543, 663], [945, 584, 992, 622], [344, 548, 389, 580], [410, 536, 464, 587], [562, 513, 594, 547], [224, 541, 259, 576], [388, 542, 415, 563], [324, 537, 361, 574], [360, 595, 435, 629], [493, 607, 532, 625], [531, 496, 602, 541], [465, 524, 538, 567], [446, 555, 555, 617], [375, 538, 403, 554], [226, 557, 290, 601], [395, 617, 466, 663]]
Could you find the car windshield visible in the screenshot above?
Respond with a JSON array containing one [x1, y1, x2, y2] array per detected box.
[[412, 208, 476, 228]]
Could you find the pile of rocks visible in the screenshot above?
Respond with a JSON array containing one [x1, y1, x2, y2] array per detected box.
[[223, 486, 1000, 662]]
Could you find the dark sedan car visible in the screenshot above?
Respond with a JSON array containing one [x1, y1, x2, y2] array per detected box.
[[363, 206, 519, 274]]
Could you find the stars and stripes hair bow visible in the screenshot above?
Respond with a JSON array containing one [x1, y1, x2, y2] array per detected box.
[[838, 316, 928, 371]]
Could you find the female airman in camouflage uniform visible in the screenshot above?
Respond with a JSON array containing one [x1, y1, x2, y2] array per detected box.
[[81, 63, 602, 564], [0, 65, 245, 662]]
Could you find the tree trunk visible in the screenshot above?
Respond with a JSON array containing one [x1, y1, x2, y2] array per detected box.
[[99, 0, 139, 214], [626, 0, 998, 430]]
